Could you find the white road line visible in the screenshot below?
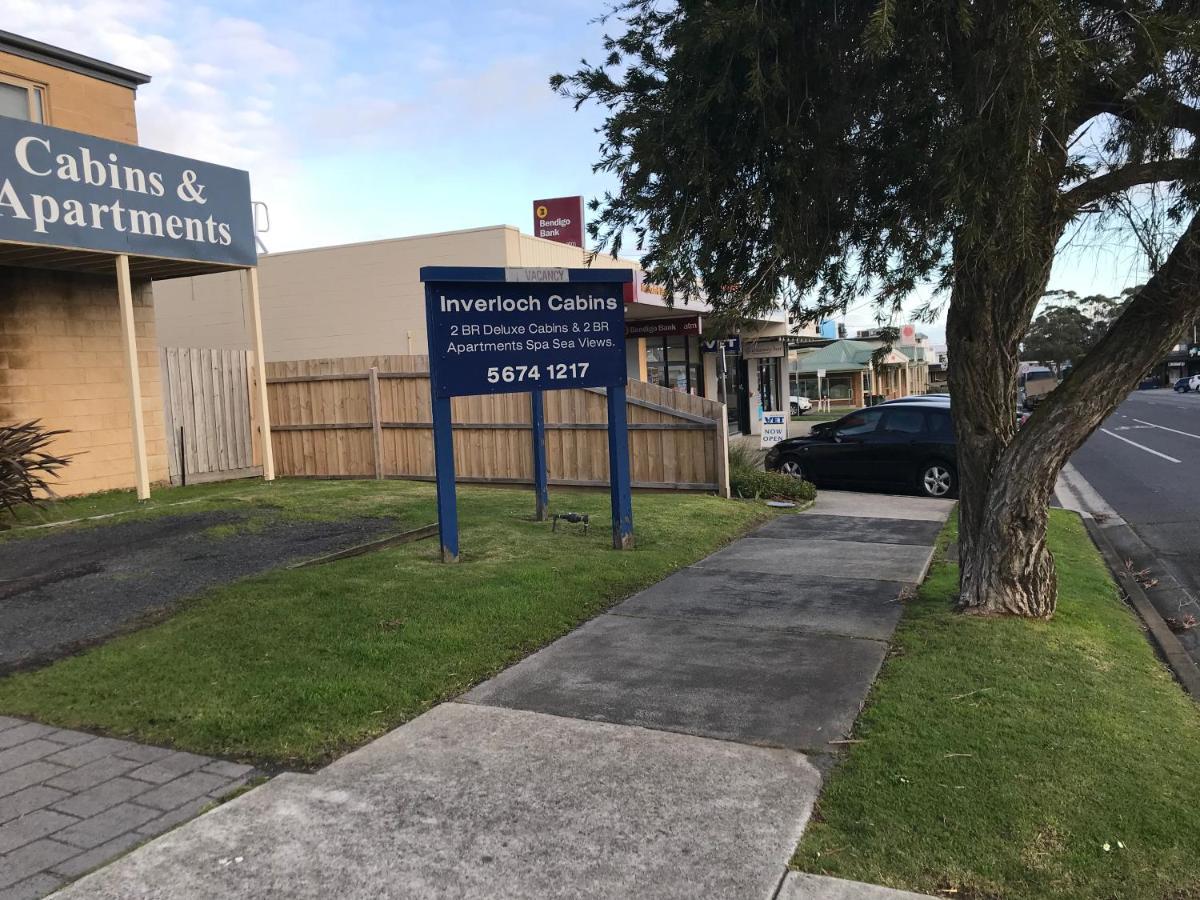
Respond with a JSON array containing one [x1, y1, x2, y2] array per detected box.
[[1099, 428, 1182, 463], [1133, 418, 1200, 441]]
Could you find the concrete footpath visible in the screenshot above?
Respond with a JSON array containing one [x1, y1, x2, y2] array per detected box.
[[53, 491, 952, 900]]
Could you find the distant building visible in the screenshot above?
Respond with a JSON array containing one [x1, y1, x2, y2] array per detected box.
[[788, 339, 922, 408]]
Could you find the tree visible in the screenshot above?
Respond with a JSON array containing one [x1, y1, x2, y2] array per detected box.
[[1021, 291, 1131, 371], [554, 0, 1200, 617], [1021, 306, 1097, 373]]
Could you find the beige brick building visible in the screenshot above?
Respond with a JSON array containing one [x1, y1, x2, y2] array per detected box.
[[0, 32, 169, 496], [0, 30, 266, 498]]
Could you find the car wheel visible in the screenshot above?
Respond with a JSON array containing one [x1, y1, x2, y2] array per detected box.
[[918, 461, 956, 498], [778, 456, 805, 480]]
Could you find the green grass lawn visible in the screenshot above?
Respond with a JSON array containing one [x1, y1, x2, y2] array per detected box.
[[0, 479, 772, 769], [792, 412, 845, 423], [794, 510, 1200, 900]]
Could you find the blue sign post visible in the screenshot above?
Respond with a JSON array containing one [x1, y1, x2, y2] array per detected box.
[[421, 266, 635, 561]]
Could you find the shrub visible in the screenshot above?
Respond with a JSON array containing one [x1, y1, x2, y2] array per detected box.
[[727, 442, 816, 502], [0, 421, 72, 524]]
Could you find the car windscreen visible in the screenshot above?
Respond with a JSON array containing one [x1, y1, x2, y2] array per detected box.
[[836, 409, 884, 436]]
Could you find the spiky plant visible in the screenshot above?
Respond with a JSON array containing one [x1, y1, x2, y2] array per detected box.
[[0, 421, 73, 524]]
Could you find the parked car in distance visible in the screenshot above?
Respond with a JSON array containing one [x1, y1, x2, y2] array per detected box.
[[764, 401, 957, 498], [1019, 367, 1057, 410], [790, 395, 813, 416], [1190, 374, 1200, 392], [879, 394, 951, 405], [1175, 377, 1191, 393]]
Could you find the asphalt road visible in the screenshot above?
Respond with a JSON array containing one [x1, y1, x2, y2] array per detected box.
[[1069, 388, 1200, 623]]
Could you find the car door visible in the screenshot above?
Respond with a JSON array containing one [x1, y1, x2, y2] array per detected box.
[[859, 407, 929, 487], [819, 408, 885, 483]]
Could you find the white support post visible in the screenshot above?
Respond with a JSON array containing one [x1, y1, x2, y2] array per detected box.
[[116, 254, 150, 500], [245, 267, 275, 481]]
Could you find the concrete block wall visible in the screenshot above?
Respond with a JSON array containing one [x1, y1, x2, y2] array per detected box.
[[0, 267, 169, 497]]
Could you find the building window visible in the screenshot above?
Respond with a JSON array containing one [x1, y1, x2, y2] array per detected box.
[[646, 334, 702, 395], [0, 75, 46, 123]]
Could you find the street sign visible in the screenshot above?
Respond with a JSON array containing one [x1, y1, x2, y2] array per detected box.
[[760, 411, 787, 448], [817, 368, 827, 379], [422, 266, 635, 561]]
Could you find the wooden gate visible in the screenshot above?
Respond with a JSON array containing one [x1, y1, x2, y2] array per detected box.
[[160, 347, 262, 485]]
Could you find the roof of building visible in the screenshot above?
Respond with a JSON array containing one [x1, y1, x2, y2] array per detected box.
[[792, 339, 917, 373], [0, 30, 151, 90], [791, 339, 877, 373]]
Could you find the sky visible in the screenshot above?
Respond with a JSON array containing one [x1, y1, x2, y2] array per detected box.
[[11, 0, 1163, 345]]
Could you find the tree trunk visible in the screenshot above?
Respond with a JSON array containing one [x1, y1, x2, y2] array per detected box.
[[947, 225, 1060, 616], [951, 214, 1200, 617]]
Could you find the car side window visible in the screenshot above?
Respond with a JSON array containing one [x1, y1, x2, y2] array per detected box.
[[880, 409, 926, 435], [928, 411, 954, 439], [835, 409, 884, 437]]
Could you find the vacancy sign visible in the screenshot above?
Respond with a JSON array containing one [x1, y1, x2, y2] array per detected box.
[[533, 196, 584, 247], [761, 411, 788, 449]]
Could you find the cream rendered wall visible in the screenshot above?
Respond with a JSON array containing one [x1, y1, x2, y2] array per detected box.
[[153, 226, 646, 361]]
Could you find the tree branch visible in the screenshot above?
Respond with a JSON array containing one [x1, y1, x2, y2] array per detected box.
[[1087, 97, 1200, 137], [1059, 158, 1199, 213], [1008, 213, 1200, 480]]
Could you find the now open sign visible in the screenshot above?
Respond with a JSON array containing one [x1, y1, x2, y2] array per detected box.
[[760, 411, 787, 449]]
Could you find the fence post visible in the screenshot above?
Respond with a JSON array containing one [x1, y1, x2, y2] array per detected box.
[[715, 404, 731, 499], [368, 366, 385, 480]]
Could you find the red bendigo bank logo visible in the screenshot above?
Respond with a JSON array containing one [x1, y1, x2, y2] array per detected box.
[[532, 196, 584, 248]]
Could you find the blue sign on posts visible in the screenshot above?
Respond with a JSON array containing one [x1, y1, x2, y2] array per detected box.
[[421, 266, 636, 561]]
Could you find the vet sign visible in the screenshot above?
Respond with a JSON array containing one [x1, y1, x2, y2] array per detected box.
[[425, 269, 628, 399], [760, 411, 787, 449], [0, 116, 255, 267]]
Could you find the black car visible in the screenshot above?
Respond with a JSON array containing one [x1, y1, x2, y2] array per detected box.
[[1175, 377, 1191, 393], [765, 401, 957, 498]]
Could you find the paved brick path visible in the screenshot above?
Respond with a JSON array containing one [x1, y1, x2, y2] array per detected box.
[[0, 716, 257, 899]]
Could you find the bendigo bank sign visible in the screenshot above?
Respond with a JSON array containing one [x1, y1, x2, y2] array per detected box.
[[0, 117, 255, 267]]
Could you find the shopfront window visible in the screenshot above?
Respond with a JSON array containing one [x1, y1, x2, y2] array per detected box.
[[791, 373, 853, 402], [645, 334, 703, 395]]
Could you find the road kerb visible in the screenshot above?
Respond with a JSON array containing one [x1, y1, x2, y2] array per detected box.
[[1082, 517, 1200, 700]]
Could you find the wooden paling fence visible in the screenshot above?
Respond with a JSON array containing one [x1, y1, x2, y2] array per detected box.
[[161, 347, 262, 485], [265, 355, 730, 494]]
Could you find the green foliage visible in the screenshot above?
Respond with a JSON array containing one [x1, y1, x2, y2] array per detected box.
[[728, 443, 816, 502], [0, 421, 72, 525], [794, 510, 1200, 898], [554, 1, 1200, 327], [1022, 288, 1139, 370]]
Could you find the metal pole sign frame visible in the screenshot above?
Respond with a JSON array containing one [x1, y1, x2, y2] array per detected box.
[[421, 266, 635, 562]]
